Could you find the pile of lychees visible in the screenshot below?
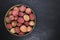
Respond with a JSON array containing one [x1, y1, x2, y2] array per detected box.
[[5, 5, 35, 36]]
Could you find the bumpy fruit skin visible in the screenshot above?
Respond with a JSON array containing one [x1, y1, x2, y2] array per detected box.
[[17, 23, 21, 27], [24, 22, 29, 26], [5, 17, 10, 23], [15, 27, 20, 33], [19, 5, 26, 12], [29, 21, 35, 26], [29, 14, 35, 20], [27, 26, 32, 32], [11, 21, 17, 27], [14, 16, 18, 20], [19, 12, 24, 16], [12, 11, 18, 16], [20, 25, 27, 32], [13, 7, 19, 11], [10, 28, 15, 33], [25, 8, 31, 14], [23, 14, 29, 21], [6, 24, 12, 29], [19, 32, 24, 36], [12, 7, 19, 16], [17, 17, 24, 23], [9, 15, 15, 20]]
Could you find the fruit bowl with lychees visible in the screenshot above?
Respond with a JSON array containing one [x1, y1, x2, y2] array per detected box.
[[4, 4, 36, 36]]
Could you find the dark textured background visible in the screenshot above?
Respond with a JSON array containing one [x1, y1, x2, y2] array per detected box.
[[0, 0, 60, 40]]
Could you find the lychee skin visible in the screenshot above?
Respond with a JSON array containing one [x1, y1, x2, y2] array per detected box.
[[10, 28, 15, 33], [24, 22, 29, 26], [14, 16, 18, 20], [23, 14, 29, 21], [15, 27, 20, 33], [13, 7, 19, 11], [11, 21, 17, 27], [20, 25, 27, 32], [19, 5, 26, 12], [19, 12, 24, 16], [17, 17, 24, 23], [9, 15, 14, 20], [12, 11, 18, 16], [25, 8, 31, 14], [29, 13, 35, 20], [29, 21, 35, 26], [27, 26, 32, 32], [5, 17, 10, 23], [19, 32, 24, 36], [17, 23, 21, 27], [6, 24, 12, 29]]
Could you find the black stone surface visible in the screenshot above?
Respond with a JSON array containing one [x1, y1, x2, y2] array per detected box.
[[0, 0, 60, 40]]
